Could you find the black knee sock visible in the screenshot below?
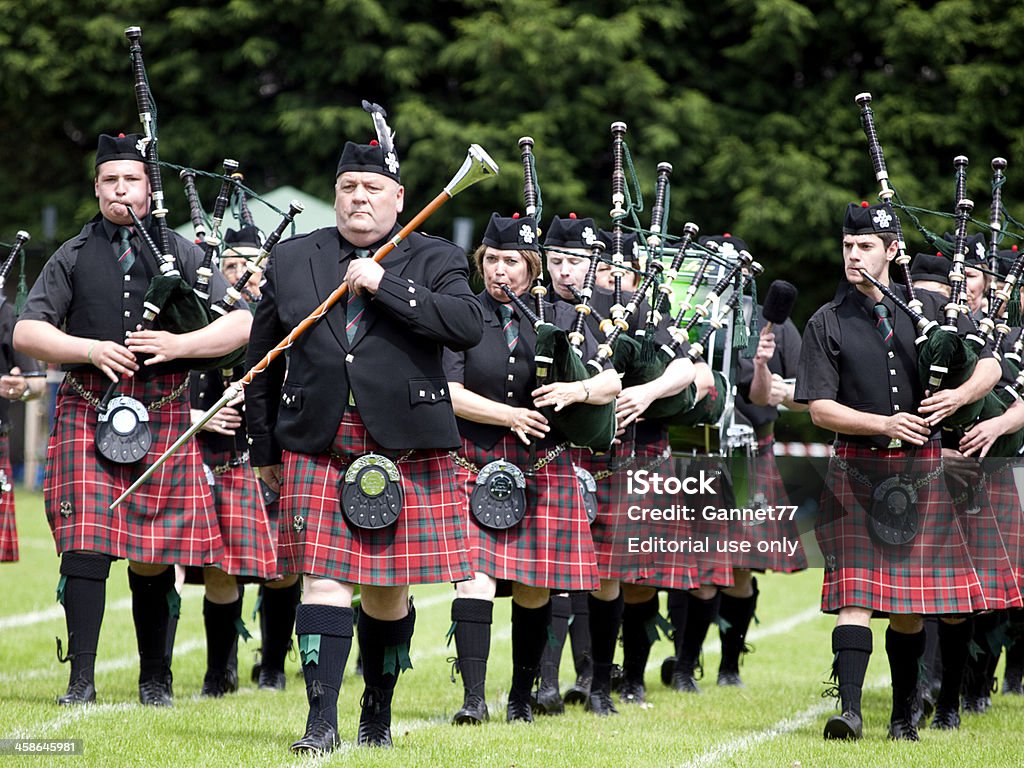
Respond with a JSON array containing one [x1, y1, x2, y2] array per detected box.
[[204, 597, 242, 676], [58, 553, 111, 684], [588, 593, 624, 694], [832, 625, 873, 717], [621, 594, 659, 682], [666, 590, 688, 661], [568, 592, 592, 680], [718, 581, 758, 675], [937, 619, 971, 710], [296, 604, 354, 731], [921, 618, 939, 690], [540, 595, 571, 689], [261, 581, 301, 673], [358, 605, 416, 718], [677, 592, 720, 676], [886, 627, 925, 721], [966, 612, 1000, 697], [1006, 610, 1024, 674], [510, 601, 551, 701], [452, 598, 492, 701], [128, 567, 175, 683]]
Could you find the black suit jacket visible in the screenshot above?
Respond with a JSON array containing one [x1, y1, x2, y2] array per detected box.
[[245, 226, 483, 464]]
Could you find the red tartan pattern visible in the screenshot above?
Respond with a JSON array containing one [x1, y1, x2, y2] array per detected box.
[[45, 372, 223, 565], [207, 462, 277, 580], [817, 440, 986, 614], [453, 434, 598, 591], [677, 455, 734, 588], [975, 459, 1024, 602], [277, 412, 470, 585], [572, 443, 635, 581], [0, 435, 17, 562], [726, 442, 809, 573], [605, 435, 700, 590]]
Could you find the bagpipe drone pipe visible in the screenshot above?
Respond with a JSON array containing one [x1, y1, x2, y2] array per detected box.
[[853, 93, 998, 431]]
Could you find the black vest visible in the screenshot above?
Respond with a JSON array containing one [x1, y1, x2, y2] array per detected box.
[[454, 293, 572, 449]]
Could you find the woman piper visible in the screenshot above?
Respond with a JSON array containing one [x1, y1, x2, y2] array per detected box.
[[444, 213, 618, 724]]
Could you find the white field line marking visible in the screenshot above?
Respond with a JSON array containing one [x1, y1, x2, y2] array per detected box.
[[678, 676, 887, 768], [0, 582, 452, 634], [0, 597, 132, 631], [4, 702, 136, 739]]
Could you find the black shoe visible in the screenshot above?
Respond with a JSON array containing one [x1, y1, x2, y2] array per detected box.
[[660, 656, 675, 687], [506, 696, 533, 723], [670, 670, 701, 694], [888, 717, 919, 741], [357, 687, 393, 748], [452, 695, 489, 725], [532, 684, 565, 715], [257, 667, 287, 691], [57, 677, 96, 706], [201, 668, 239, 698], [585, 689, 618, 716], [823, 711, 863, 740], [920, 684, 936, 720], [717, 670, 744, 688], [290, 719, 339, 754], [618, 677, 646, 704], [138, 678, 173, 707], [962, 694, 991, 714], [930, 705, 961, 730], [609, 664, 623, 693], [1003, 668, 1023, 695], [562, 674, 591, 706]]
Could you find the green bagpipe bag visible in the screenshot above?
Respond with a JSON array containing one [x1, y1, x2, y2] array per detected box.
[[145, 274, 248, 371], [534, 323, 617, 452], [628, 344, 698, 422], [917, 329, 981, 428]]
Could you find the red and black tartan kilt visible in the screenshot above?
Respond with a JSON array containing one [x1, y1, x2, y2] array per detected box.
[[726, 439, 808, 573], [571, 442, 636, 582], [816, 439, 985, 614], [181, 445, 276, 583], [45, 372, 223, 566], [0, 435, 17, 562], [277, 412, 470, 586], [608, 433, 700, 591], [676, 454, 734, 588], [453, 434, 598, 591], [975, 458, 1024, 601]]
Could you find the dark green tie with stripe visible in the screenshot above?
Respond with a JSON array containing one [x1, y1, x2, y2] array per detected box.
[[346, 248, 371, 342], [117, 226, 135, 273], [498, 303, 518, 351]]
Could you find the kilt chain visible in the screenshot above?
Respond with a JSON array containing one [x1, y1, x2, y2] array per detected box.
[[834, 454, 944, 491], [450, 442, 568, 475], [65, 373, 189, 411]]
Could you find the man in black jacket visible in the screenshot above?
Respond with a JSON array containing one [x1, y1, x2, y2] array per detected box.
[[246, 127, 482, 753]]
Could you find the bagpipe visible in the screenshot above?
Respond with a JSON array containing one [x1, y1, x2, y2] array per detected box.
[[854, 93, 983, 418], [111, 141, 500, 508], [123, 26, 211, 337], [123, 28, 303, 373], [0, 231, 30, 297], [516, 136, 618, 452], [852, 94, 1024, 455]]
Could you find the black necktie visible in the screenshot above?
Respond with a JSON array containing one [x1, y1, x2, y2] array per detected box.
[[498, 303, 519, 352], [873, 302, 893, 348], [346, 248, 370, 342], [117, 226, 135, 273]]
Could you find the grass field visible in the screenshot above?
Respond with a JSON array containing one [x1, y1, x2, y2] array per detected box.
[[3, 487, 1024, 767]]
